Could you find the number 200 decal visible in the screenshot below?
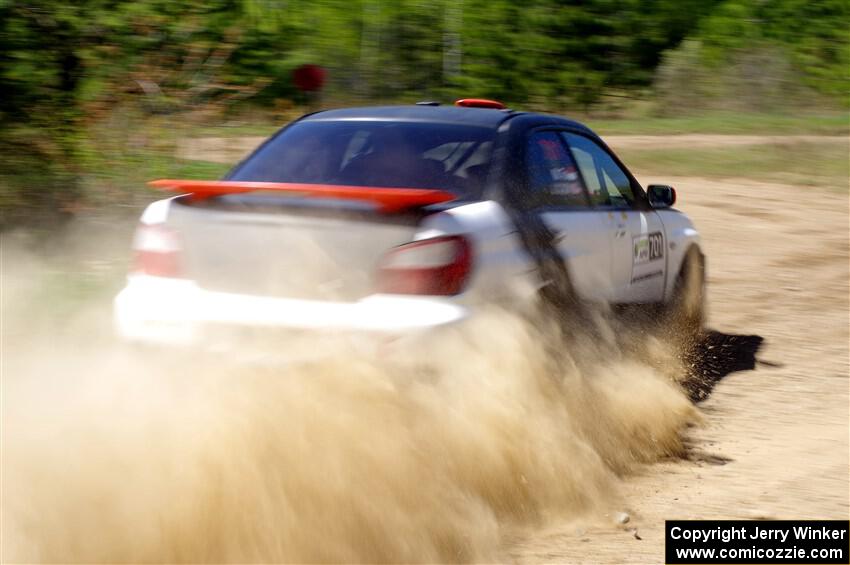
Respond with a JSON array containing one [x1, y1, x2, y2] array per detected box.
[[633, 232, 664, 264]]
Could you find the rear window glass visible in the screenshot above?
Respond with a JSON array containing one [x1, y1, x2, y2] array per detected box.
[[228, 121, 496, 198]]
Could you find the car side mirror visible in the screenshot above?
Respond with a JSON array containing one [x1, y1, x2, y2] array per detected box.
[[647, 184, 676, 208]]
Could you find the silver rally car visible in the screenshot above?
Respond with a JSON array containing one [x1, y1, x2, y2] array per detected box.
[[114, 99, 705, 351]]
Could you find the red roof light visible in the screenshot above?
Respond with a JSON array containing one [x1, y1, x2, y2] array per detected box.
[[454, 98, 506, 110]]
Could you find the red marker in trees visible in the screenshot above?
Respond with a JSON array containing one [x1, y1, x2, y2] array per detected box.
[[292, 64, 327, 93]]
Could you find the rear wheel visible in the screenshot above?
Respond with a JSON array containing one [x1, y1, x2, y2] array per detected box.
[[538, 256, 577, 313], [533, 254, 605, 361]]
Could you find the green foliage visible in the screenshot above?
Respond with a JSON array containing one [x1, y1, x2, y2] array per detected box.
[[0, 0, 847, 228], [655, 0, 850, 113], [452, 0, 720, 108], [2, 0, 846, 120]]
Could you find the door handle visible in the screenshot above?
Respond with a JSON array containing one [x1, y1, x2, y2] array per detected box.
[[615, 229, 627, 238]]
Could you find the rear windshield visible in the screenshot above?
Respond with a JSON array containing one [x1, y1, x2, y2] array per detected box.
[[228, 121, 496, 198]]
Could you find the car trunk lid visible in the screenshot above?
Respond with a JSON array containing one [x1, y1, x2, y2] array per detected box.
[[164, 195, 426, 302]]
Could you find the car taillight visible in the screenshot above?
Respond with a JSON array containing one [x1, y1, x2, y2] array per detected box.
[[131, 224, 183, 278], [376, 235, 473, 295]]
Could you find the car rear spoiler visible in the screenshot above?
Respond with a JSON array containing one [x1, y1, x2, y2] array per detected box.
[[148, 180, 457, 213]]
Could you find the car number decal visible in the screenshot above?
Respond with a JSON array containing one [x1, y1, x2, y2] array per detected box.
[[633, 231, 664, 265]]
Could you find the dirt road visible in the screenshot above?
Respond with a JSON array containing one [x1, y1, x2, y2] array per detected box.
[[511, 174, 850, 562]]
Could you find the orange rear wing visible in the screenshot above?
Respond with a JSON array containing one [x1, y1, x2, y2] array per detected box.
[[148, 180, 457, 213]]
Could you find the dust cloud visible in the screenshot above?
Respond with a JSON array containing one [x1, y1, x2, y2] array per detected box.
[[2, 229, 698, 563]]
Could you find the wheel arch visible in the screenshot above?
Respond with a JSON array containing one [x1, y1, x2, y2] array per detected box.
[[659, 213, 703, 301], [668, 242, 705, 302]]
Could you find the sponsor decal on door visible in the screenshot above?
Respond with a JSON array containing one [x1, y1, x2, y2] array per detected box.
[[633, 231, 664, 265]]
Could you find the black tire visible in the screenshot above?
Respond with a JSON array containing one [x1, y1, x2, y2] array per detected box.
[[537, 255, 576, 311], [532, 253, 604, 360], [666, 247, 706, 340]]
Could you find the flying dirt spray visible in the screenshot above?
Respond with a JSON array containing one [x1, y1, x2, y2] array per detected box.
[[1, 233, 698, 563]]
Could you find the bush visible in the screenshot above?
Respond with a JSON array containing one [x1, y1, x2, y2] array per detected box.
[[653, 0, 849, 115]]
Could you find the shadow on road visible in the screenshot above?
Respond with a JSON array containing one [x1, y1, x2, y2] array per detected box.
[[680, 330, 766, 403]]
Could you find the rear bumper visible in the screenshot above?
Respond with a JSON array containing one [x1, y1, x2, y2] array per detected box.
[[113, 276, 469, 360]]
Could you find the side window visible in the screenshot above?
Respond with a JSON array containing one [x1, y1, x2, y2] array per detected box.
[[525, 131, 589, 208], [562, 133, 635, 208]]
